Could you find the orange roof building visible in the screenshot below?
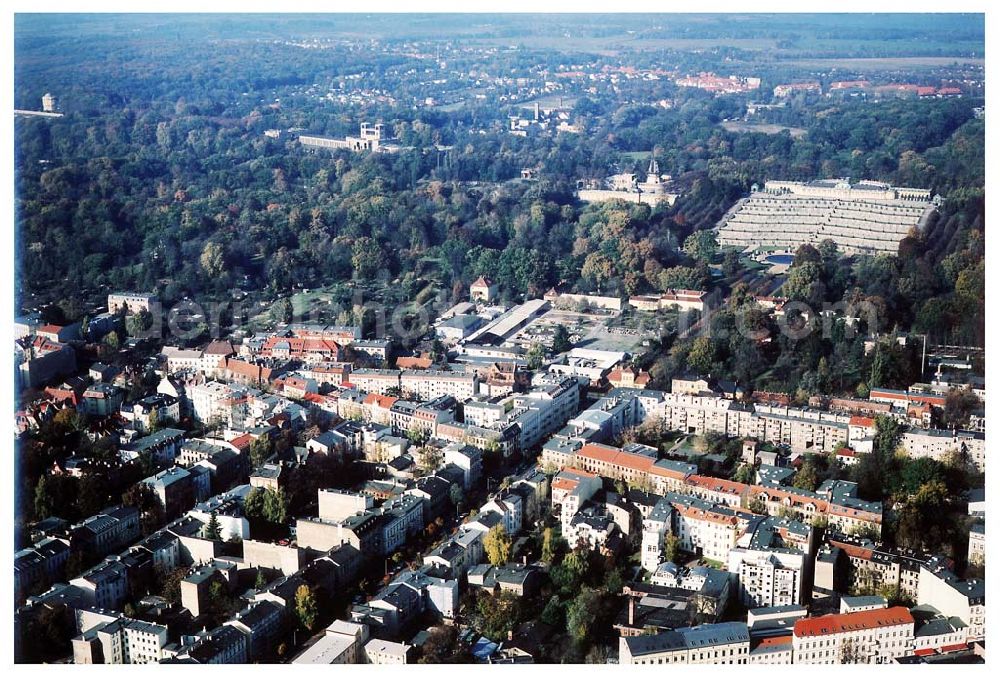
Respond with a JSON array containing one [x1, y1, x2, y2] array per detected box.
[[792, 606, 914, 664]]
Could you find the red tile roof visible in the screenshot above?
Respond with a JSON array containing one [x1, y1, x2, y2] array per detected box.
[[829, 539, 874, 561], [229, 433, 253, 451], [607, 366, 651, 386], [793, 606, 912, 637], [203, 340, 235, 355], [757, 635, 792, 647], [396, 356, 433, 370], [578, 443, 654, 473], [940, 643, 968, 653], [685, 474, 749, 496], [364, 393, 398, 409]]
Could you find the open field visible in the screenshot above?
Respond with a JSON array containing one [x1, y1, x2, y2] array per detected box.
[[721, 121, 807, 138], [519, 94, 578, 111], [469, 35, 780, 55], [780, 56, 985, 70], [619, 150, 658, 161]]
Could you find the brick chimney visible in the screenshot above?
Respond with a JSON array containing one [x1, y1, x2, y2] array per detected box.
[[628, 596, 635, 626]]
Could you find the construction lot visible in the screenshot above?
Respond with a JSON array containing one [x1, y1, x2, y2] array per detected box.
[[510, 307, 666, 354]]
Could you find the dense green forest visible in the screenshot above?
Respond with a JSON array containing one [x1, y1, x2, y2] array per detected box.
[[15, 14, 984, 362]]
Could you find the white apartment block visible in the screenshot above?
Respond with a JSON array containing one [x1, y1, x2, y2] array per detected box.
[[640, 500, 672, 572], [968, 523, 985, 566], [364, 638, 410, 664], [668, 495, 743, 563], [728, 548, 805, 608], [318, 489, 373, 522], [188, 381, 240, 424], [161, 346, 203, 372], [480, 492, 524, 535], [400, 370, 478, 400], [550, 469, 602, 536], [108, 292, 159, 315], [901, 429, 985, 473], [73, 615, 169, 665], [612, 388, 851, 455], [917, 558, 985, 641], [349, 369, 401, 395], [292, 621, 370, 664]]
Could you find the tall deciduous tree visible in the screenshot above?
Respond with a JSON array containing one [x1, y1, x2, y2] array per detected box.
[[483, 524, 512, 566], [294, 584, 318, 631]]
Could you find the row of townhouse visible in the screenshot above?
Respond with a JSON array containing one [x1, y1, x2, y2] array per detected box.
[[434, 419, 520, 456], [823, 538, 985, 640], [332, 464, 549, 645], [792, 605, 915, 664], [168, 378, 309, 431], [547, 441, 696, 494], [297, 361, 353, 387], [623, 604, 925, 665], [349, 464, 549, 630], [827, 534, 933, 601], [548, 387, 857, 455], [348, 368, 479, 400], [159, 544, 364, 663], [27, 478, 334, 663], [546, 440, 882, 536]]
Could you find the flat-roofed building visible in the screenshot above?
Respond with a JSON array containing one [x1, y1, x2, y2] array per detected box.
[[292, 620, 370, 664], [108, 292, 160, 315]]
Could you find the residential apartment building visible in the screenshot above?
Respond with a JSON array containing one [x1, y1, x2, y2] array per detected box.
[[917, 557, 985, 641], [292, 621, 370, 664], [792, 606, 914, 664], [400, 370, 478, 400], [73, 614, 169, 664], [901, 428, 986, 473], [728, 548, 805, 608], [666, 493, 744, 563], [619, 622, 750, 664], [108, 292, 160, 315]]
